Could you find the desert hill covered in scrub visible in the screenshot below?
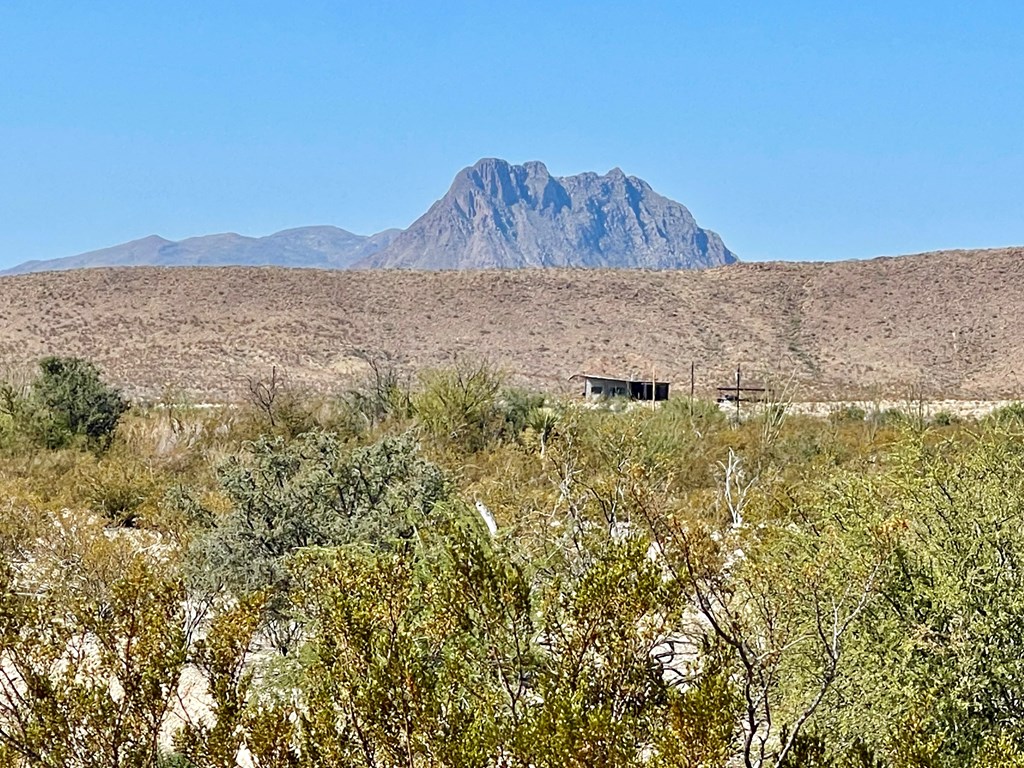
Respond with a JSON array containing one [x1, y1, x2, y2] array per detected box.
[[0, 246, 1020, 401]]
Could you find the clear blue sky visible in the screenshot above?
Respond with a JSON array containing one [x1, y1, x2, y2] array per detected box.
[[1, 1, 1022, 268]]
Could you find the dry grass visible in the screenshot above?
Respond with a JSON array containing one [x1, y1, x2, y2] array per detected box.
[[0, 247, 1021, 401]]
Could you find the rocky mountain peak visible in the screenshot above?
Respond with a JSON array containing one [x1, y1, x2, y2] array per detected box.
[[4, 158, 737, 274], [358, 159, 737, 270]]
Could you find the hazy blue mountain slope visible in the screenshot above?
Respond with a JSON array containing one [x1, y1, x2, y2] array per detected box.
[[3, 226, 400, 275], [358, 158, 737, 269]]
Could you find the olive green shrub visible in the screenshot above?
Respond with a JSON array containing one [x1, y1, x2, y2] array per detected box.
[[183, 430, 449, 618], [31, 356, 129, 448], [412, 360, 506, 453], [0, 356, 129, 450], [0, 504, 188, 767]]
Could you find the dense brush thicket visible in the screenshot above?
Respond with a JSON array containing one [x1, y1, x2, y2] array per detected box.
[[0, 357, 1022, 767]]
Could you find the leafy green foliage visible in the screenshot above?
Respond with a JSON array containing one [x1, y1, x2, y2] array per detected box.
[[29, 356, 129, 448], [650, 639, 742, 768], [0, 505, 187, 767], [845, 434, 1024, 765], [986, 400, 1024, 426], [498, 387, 546, 434], [344, 353, 413, 430], [518, 537, 676, 768], [174, 595, 285, 768], [185, 430, 449, 603], [295, 545, 500, 767], [830, 404, 867, 424], [413, 359, 506, 453]]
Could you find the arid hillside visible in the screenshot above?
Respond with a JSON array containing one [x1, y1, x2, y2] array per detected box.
[[0, 247, 1021, 401]]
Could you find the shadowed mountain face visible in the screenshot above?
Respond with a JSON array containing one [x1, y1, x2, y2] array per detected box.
[[356, 158, 737, 269], [2, 226, 400, 275]]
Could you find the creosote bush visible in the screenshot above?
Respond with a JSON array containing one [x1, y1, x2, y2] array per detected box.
[[413, 359, 507, 453]]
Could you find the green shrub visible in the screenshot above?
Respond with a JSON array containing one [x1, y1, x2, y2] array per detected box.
[[498, 387, 547, 436], [157, 752, 194, 768], [76, 453, 161, 527], [987, 401, 1024, 426], [2, 356, 130, 450], [344, 353, 413, 429], [413, 360, 506, 453], [185, 430, 449, 602], [871, 407, 910, 427]]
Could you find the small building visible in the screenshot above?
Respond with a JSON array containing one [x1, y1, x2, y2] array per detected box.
[[574, 374, 670, 401]]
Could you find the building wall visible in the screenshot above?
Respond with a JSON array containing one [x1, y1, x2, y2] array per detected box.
[[584, 377, 629, 398], [582, 377, 669, 400]]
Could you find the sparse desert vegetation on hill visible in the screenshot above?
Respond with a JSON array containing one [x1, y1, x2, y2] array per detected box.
[[0, 246, 1021, 401], [1, 356, 1024, 766]]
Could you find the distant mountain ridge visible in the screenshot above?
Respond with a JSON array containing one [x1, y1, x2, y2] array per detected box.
[[1, 226, 400, 275], [2, 159, 736, 274], [357, 159, 736, 269]]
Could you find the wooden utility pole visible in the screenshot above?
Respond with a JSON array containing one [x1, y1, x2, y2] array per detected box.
[[735, 365, 741, 419]]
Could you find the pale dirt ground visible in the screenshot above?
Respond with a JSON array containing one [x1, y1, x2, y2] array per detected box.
[[784, 399, 1015, 420]]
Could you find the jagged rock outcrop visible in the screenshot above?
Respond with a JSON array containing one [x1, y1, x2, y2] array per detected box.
[[358, 158, 737, 269]]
